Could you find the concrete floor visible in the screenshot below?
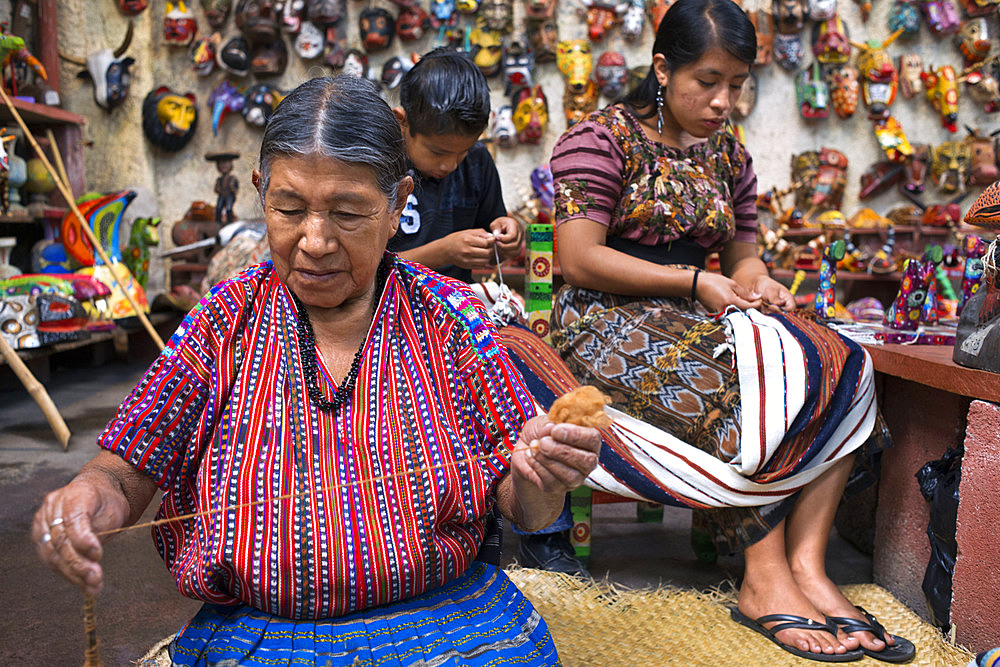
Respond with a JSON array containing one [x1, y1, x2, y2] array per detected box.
[[0, 350, 874, 666]]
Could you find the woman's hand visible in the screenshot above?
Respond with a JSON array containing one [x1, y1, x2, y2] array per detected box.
[[748, 274, 796, 312], [31, 476, 130, 596], [506, 416, 601, 532], [489, 216, 523, 262], [695, 271, 763, 313]]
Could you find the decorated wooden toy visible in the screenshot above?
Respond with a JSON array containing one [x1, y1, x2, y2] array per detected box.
[[201, 0, 233, 29], [898, 53, 923, 98], [456, 0, 480, 14], [595, 51, 627, 99], [526, 0, 558, 20], [531, 164, 554, 212], [276, 0, 306, 32], [525, 222, 554, 341], [902, 143, 931, 193], [965, 126, 1000, 186], [814, 239, 846, 319], [564, 79, 599, 127], [749, 10, 774, 66], [774, 0, 806, 34], [0, 133, 13, 216], [920, 0, 961, 35], [397, 4, 432, 41], [963, 0, 999, 15], [381, 56, 414, 89], [235, 0, 280, 44], [502, 41, 534, 95], [812, 15, 850, 65], [249, 37, 288, 77], [341, 48, 368, 78], [931, 139, 970, 192], [142, 86, 197, 152], [853, 29, 903, 120], [513, 84, 548, 143], [207, 151, 240, 225], [868, 223, 897, 273], [621, 0, 646, 41], [954, 181, 1000, 371], [773, 33, 804, 70], [960, 233, 987, 313], [955, 18, 991, 67], [164, 1, 198, 46], [527, 19, 558, 62], [796, 61, 829, 118], [360, 7, 395, 52], [647, 0, 674, 33], [208, 80, 245, 136], [884, 246, 942, 330], [960, 57, 1000, 112], [921, 64, 959, 132], [57, 22, 135, 112], [732, 72, 757, 119], [118, 0, 149, 14], [556, 40, 593, 96], [480, 0, 514, 33], [888, 0, 921, 38], [189, 34, 218, 76], [242, 83, 284, 126], [808, 0, 837, 20], [839, 230, 871, 271], [874, 116, 913, 162], [491, 105, 517, 147], [580, 0, 628, 42], [217, 36, 251, 75], [470, 26, 503, 77], [293, 21, 324, 58], [124, 217, 162, 290], [830, 65, 859, 118]]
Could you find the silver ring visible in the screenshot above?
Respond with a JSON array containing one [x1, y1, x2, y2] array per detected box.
[[49, 517, 64, 529], [40, 533, 52, 545]]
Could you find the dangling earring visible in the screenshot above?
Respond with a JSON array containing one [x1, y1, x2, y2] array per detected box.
[[656, 85, 664, 135]]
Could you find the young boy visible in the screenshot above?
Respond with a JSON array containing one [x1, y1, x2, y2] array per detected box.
[[389, 48, 523, 284]]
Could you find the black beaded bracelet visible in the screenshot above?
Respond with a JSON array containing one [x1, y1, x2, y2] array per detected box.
[[690, 269, 701, 302]]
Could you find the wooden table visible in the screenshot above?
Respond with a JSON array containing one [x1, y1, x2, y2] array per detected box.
[[861, 342, 999, 652]]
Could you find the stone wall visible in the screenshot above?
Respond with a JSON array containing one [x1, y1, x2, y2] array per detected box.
[[53, 0, 1000, 235]]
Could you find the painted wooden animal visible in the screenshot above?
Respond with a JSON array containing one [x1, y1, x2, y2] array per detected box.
[[921, 65, 959, 132], [830, 65, 859, 118], [124, 217, 162, 289], [852, 29, 903, 120], [955, 181, 1000, 371], [814, 239, 845, 319], [960, 234, 987, 314], [884, 247, 942, 330]]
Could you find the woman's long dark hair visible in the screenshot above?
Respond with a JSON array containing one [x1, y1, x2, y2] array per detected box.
[[622, 0, 757, 118]]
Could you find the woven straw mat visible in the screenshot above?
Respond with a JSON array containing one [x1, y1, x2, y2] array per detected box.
[[138, 568, 975, 666], [507, 567, 975, 666]]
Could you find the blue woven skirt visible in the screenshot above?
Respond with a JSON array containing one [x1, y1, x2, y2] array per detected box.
[[168, 562, 559, 666]]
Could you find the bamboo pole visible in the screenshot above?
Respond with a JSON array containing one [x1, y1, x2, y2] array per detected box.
[[44, 128, 70, 187], [0, 334, 71, 449], [0, 87, 165, 350]]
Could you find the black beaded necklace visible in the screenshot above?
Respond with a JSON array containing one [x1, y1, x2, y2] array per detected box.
[[290, 256, 391, 412]]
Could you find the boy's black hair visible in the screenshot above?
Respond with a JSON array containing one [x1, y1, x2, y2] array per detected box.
[[398, 47, 491, 137]]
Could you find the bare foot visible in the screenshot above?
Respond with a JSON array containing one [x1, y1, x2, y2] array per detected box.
[[737, 575, 853, 657], [792, 568, 894, 653]]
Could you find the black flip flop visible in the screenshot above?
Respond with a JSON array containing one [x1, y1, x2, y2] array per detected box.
[[730, 607, 864, 662], [828, 605, 916, 663]]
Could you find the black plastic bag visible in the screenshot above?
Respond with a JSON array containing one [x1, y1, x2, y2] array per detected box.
[[915, 446, 963, 630]]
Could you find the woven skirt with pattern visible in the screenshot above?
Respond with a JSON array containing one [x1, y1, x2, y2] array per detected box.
[[165, 562, 559, 666], [550, 284, 888, 555]]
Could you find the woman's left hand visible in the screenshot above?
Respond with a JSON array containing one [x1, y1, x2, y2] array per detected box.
[[750, 275, 796, 312], [512, 416, 601, 494]]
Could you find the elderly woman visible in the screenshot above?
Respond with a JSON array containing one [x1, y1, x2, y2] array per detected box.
[[31, 76, 599, 665]]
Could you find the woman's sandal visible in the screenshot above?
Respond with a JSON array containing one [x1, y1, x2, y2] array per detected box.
[[730, 607, 864, 662], [828, 605, 916, 663]]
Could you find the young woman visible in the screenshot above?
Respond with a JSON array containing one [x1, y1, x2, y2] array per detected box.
[[549, 0, 913, 662]]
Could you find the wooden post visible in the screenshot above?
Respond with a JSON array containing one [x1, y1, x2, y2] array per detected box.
[[37, 0, 61, 95], [0, 334, 71, 449]]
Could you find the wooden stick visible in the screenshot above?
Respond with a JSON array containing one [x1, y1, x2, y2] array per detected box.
[[0, 334, 71, 449], [0, 87, 165, 350], [45, 128, 70, 187]]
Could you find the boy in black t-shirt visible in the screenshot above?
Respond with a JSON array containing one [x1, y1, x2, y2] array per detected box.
[[388, 48, 523, 283]]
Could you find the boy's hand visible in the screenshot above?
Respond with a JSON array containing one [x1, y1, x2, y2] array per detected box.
[[489, 217, 523, 261], [446, 229, 496, 269]]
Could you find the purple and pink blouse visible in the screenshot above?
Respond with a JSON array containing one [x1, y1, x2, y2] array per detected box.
[[551, 105, 758, 251]]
